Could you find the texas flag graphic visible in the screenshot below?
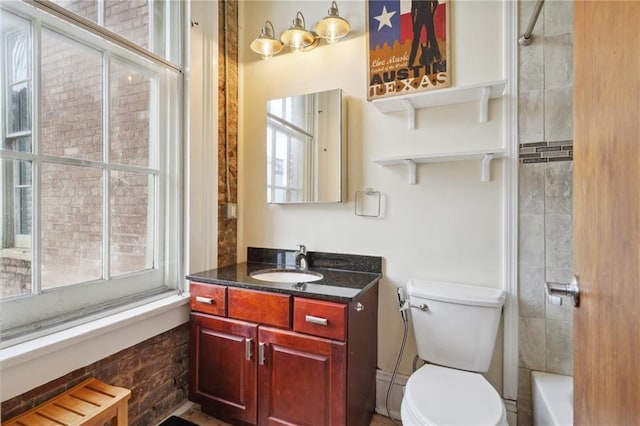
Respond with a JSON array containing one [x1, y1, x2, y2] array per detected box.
[[367, 0, 449, 100]]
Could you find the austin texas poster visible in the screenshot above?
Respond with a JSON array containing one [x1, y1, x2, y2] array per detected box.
[[367, 0, 450, 101]]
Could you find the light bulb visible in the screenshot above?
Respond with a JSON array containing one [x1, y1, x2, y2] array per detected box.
[[250, 21, 283, 60], [315, 2, 350, 43], [281, 12, 315, 52], [291, 38, 304, 53]]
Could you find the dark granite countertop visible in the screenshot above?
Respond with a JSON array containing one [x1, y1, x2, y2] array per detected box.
[[186, 247, 382, 303]]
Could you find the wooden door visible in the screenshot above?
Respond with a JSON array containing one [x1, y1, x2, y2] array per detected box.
[[573, 2, 640, 424], [189, 313, 258, 424], [257, 326, 346, 426]]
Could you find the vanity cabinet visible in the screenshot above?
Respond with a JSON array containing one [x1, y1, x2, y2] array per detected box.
[[257, 326, 346, 425], [190, 312, 258, 424], [189, 280, 378, 426]]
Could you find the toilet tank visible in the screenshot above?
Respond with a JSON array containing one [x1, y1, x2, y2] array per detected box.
[[407, 279, 506, 372]]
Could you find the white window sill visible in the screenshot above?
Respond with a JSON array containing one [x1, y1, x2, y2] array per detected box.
[[0, 248, 32, 262], [0, 294, 190, 402]]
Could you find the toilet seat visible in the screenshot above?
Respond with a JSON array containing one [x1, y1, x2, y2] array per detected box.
[[401, 364, 507, 426]]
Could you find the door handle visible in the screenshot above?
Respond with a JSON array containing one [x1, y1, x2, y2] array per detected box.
[[245, 338, 253, 361], [545, 276, 580, 307], [258, 342, 265, 365]]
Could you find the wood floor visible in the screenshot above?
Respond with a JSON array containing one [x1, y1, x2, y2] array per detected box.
[[174, 402, 398, 426]]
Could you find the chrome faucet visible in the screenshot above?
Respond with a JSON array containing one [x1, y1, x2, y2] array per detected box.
[[294, 244, 308, 271]]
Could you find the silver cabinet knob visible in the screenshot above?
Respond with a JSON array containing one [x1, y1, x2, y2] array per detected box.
[[545, 276, 580, 307]]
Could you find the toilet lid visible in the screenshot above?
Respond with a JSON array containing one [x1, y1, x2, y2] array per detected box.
[[403, 364, 505, 426]]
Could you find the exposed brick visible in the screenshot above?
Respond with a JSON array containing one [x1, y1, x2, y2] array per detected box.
[[1, 324, 189, 425], [217, 0, 239, 268]]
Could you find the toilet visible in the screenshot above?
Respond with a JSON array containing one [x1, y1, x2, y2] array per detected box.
[[401, 279, 507, 426]]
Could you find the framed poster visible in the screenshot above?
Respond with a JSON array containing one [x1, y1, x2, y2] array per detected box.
[[367, 0, 450, 101]]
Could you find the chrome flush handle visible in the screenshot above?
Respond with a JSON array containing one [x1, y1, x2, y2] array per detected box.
[[545, 275, 580, 307]]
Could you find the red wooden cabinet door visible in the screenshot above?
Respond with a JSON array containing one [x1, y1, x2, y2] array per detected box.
[[257, 326, 346, 426], [189, 313, 258, 425]]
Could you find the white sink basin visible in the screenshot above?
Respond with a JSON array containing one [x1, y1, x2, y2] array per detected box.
[[250, 269, 323, 283]]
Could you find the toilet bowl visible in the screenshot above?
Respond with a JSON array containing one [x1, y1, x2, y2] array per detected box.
[[401, 279, 507, 426], [401, 364, 507, 426]]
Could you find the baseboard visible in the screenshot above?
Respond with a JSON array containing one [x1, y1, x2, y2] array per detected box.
[[170, 401, 195, 418], [375, 369, 409, 420], [504, 398, 518, 426]]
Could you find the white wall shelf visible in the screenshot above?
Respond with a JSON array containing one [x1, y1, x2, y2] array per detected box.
[[374, 149, 506, 184], [372, 80, 507, 129]]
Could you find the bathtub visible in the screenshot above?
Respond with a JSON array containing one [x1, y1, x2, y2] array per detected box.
[[532, 371, 573, 426]]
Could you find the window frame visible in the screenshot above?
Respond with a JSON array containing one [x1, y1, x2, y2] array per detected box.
[[13, 155, 32, 248], [0, 1, 184, 345], [3, 25, 33, 249]]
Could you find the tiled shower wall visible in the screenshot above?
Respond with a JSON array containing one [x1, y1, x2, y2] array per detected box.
[[517, 1, 574, 425]]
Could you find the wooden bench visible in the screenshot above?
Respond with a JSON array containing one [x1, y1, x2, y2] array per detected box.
[[4, 378, 131, 426]]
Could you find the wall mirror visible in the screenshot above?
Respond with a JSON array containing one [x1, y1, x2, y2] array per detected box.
[[266, 89, 346, 204]]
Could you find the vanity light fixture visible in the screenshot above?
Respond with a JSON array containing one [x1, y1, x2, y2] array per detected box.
[[280, 11, 317, 53], [249, 20, 283, 60], [315, 1, 351, 44], [250, 2, 351, 60]]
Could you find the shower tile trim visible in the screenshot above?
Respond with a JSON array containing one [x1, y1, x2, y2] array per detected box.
[[519, 141, 573, 163]]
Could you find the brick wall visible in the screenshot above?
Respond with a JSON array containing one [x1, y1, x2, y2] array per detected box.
[[53, 0, 149, 48], [37, 9, 152, 288], [53, 0, 98, 23], [105, 0, 149, 49], [0, 324, 189, 425], [0, 257, 31, 297], [2, 2, 152, 291]]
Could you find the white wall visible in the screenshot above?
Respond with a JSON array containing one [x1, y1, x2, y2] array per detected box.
[[238, 0, 507, 381], [188, 0, 219, 274]]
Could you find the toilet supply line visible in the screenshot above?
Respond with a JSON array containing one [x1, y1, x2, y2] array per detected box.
[[386, 287, 410, 425]]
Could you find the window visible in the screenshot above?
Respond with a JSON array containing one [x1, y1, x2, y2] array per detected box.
[[0, 1, 183, 343], [4, 25, 32, 253], [266, 95, 314, 203]]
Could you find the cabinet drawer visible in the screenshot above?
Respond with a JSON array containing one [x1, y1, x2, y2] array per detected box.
[[293, 298, 347, 341], [190, 282, 226, 316], [228, 287, 291, 328]]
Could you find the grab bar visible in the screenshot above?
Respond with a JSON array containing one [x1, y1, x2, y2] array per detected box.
[[519, 0, 545, 46]]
